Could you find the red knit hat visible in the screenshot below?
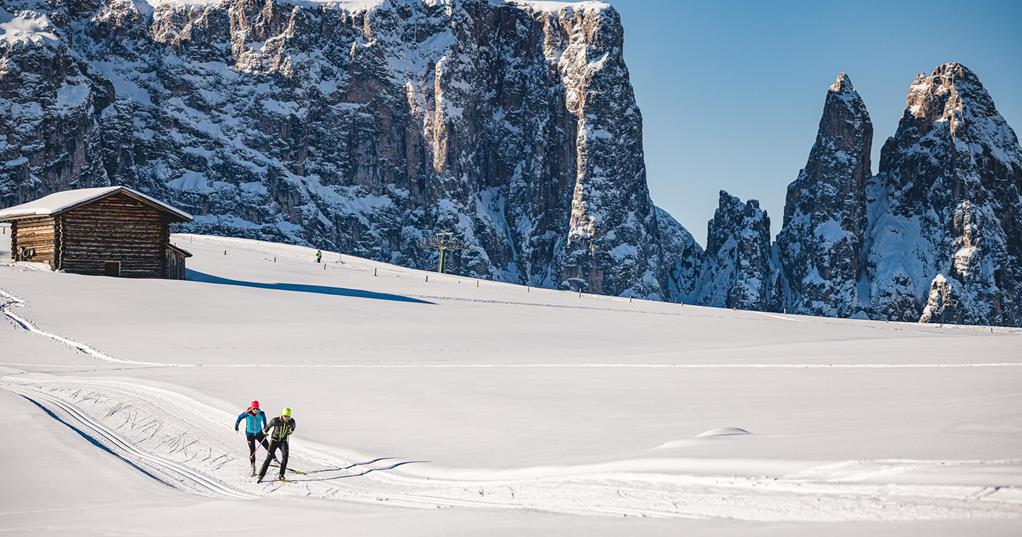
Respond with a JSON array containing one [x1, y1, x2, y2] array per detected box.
[[250, 400, 260, 409]]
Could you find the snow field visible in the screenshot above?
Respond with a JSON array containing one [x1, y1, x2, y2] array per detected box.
[[1, 228, 1021, 533]]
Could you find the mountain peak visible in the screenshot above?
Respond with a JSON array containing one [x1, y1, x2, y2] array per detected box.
[[828, 72, 854, 94], [930, 61, 978, 81]]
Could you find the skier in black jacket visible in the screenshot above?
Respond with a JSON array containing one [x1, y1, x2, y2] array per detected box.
[[257, 407, 297, 482]]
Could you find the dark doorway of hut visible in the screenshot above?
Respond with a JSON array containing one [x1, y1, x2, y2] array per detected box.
[[104, 261, 121, 277]]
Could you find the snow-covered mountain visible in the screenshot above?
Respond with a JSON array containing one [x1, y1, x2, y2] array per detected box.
[[774, 63, 1022, 326], [0, 0, 667, 298], [655, 205, 703, 303], [693, 191, 779, 311], [1, 2, 1020, 326], [776, 73, 872, 318], [868, 63, 1022, 326]]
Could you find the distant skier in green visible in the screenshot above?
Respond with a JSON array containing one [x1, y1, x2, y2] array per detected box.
[[315, 249, 322, 263], [257, 407, 297, 482]]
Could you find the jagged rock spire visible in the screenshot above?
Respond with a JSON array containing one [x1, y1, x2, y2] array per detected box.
[[867, 62, 1022, 325], [695, 191, 780, 311], [776, 72, 873, 317]]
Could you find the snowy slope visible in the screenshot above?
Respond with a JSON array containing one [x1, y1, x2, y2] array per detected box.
[[1, 227, 1021, 534]]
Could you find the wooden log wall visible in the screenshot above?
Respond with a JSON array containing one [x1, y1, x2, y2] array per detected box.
[[166, 249, 187, 280], [10, 216, 56, 266], [60, 192, 169, 278]]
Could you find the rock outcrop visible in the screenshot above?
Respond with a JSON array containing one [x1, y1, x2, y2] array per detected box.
[[694, 191, 779, 311], [776, 73, 872, 318], [655, 206, 703, 303], [0, 0, 668, 297], [865, 63, 1022, 325]]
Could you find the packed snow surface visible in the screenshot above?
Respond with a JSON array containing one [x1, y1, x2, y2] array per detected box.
[[1, 228, 1020, 535]]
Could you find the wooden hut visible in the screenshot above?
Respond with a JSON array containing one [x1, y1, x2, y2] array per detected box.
[[0, 186, 193, 279]]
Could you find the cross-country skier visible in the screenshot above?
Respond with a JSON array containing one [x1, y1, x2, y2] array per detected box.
[[257, 407, 297, 482], [315, 249, 322, 263], [234, 400, 275, 475]]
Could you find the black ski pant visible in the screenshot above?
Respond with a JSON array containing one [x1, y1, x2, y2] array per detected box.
[[245, 432, 270, 463], [259, 440, 289, 479]]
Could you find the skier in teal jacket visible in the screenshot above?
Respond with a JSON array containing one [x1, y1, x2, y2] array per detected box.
[[234, 400, 276, 474]]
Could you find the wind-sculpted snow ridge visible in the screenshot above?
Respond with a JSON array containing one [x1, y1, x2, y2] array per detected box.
[[3, 375, 1021, 521], [0, 0, 668, 300]]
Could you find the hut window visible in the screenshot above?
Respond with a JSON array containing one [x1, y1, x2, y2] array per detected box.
[[104, 261, 121, 277]]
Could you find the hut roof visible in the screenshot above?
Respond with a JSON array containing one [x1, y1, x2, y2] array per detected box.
[[0, 186, 192, 222], [167, 243, 193, 258]]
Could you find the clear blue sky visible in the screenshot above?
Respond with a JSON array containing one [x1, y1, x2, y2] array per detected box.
[[604, 0, 1022, 245]]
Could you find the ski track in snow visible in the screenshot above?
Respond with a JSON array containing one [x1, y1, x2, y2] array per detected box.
[[2, 376, 1021, 521], [4, 288, 1019, 371], [3, 288, 1022, 520], [1, 288, 178, 367]]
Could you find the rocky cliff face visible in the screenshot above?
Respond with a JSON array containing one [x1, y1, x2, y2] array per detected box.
[[0, 0, 668, 297], [867, 63, 1022, 326], [3, 5, 1020, 327], [779, 63, 1022, 326], [694, 191, 779, 311], [776, 73, 872, 318]]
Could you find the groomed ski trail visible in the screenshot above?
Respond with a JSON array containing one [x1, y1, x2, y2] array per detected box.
[[4, 286, 1022, 521], [2, 376, 1021, 522], [4, 382, 255, 500]]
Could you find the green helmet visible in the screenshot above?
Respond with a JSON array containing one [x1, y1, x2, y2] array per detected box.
[[282, 407, 292, 417]]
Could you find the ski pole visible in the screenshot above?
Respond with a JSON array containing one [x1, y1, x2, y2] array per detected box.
[[251, 431, 306, 474]]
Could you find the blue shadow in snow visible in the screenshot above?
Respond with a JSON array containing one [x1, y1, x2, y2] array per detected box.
[[20, 395, 172, 488], [186, 270, 434, 305]]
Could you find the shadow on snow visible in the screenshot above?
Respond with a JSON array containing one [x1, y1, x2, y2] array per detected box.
[[285, 459, 429, 482], [186, 270, 433, 305]]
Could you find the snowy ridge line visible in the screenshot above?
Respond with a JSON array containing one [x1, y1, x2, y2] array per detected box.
[[0, 288, 182, 367], [413, 291, 1022, 334], [4, 286, 1020, 370], [1, 382, 257, 500], [4, 375, 1020, 520], [176, 234, 1022, 334]]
